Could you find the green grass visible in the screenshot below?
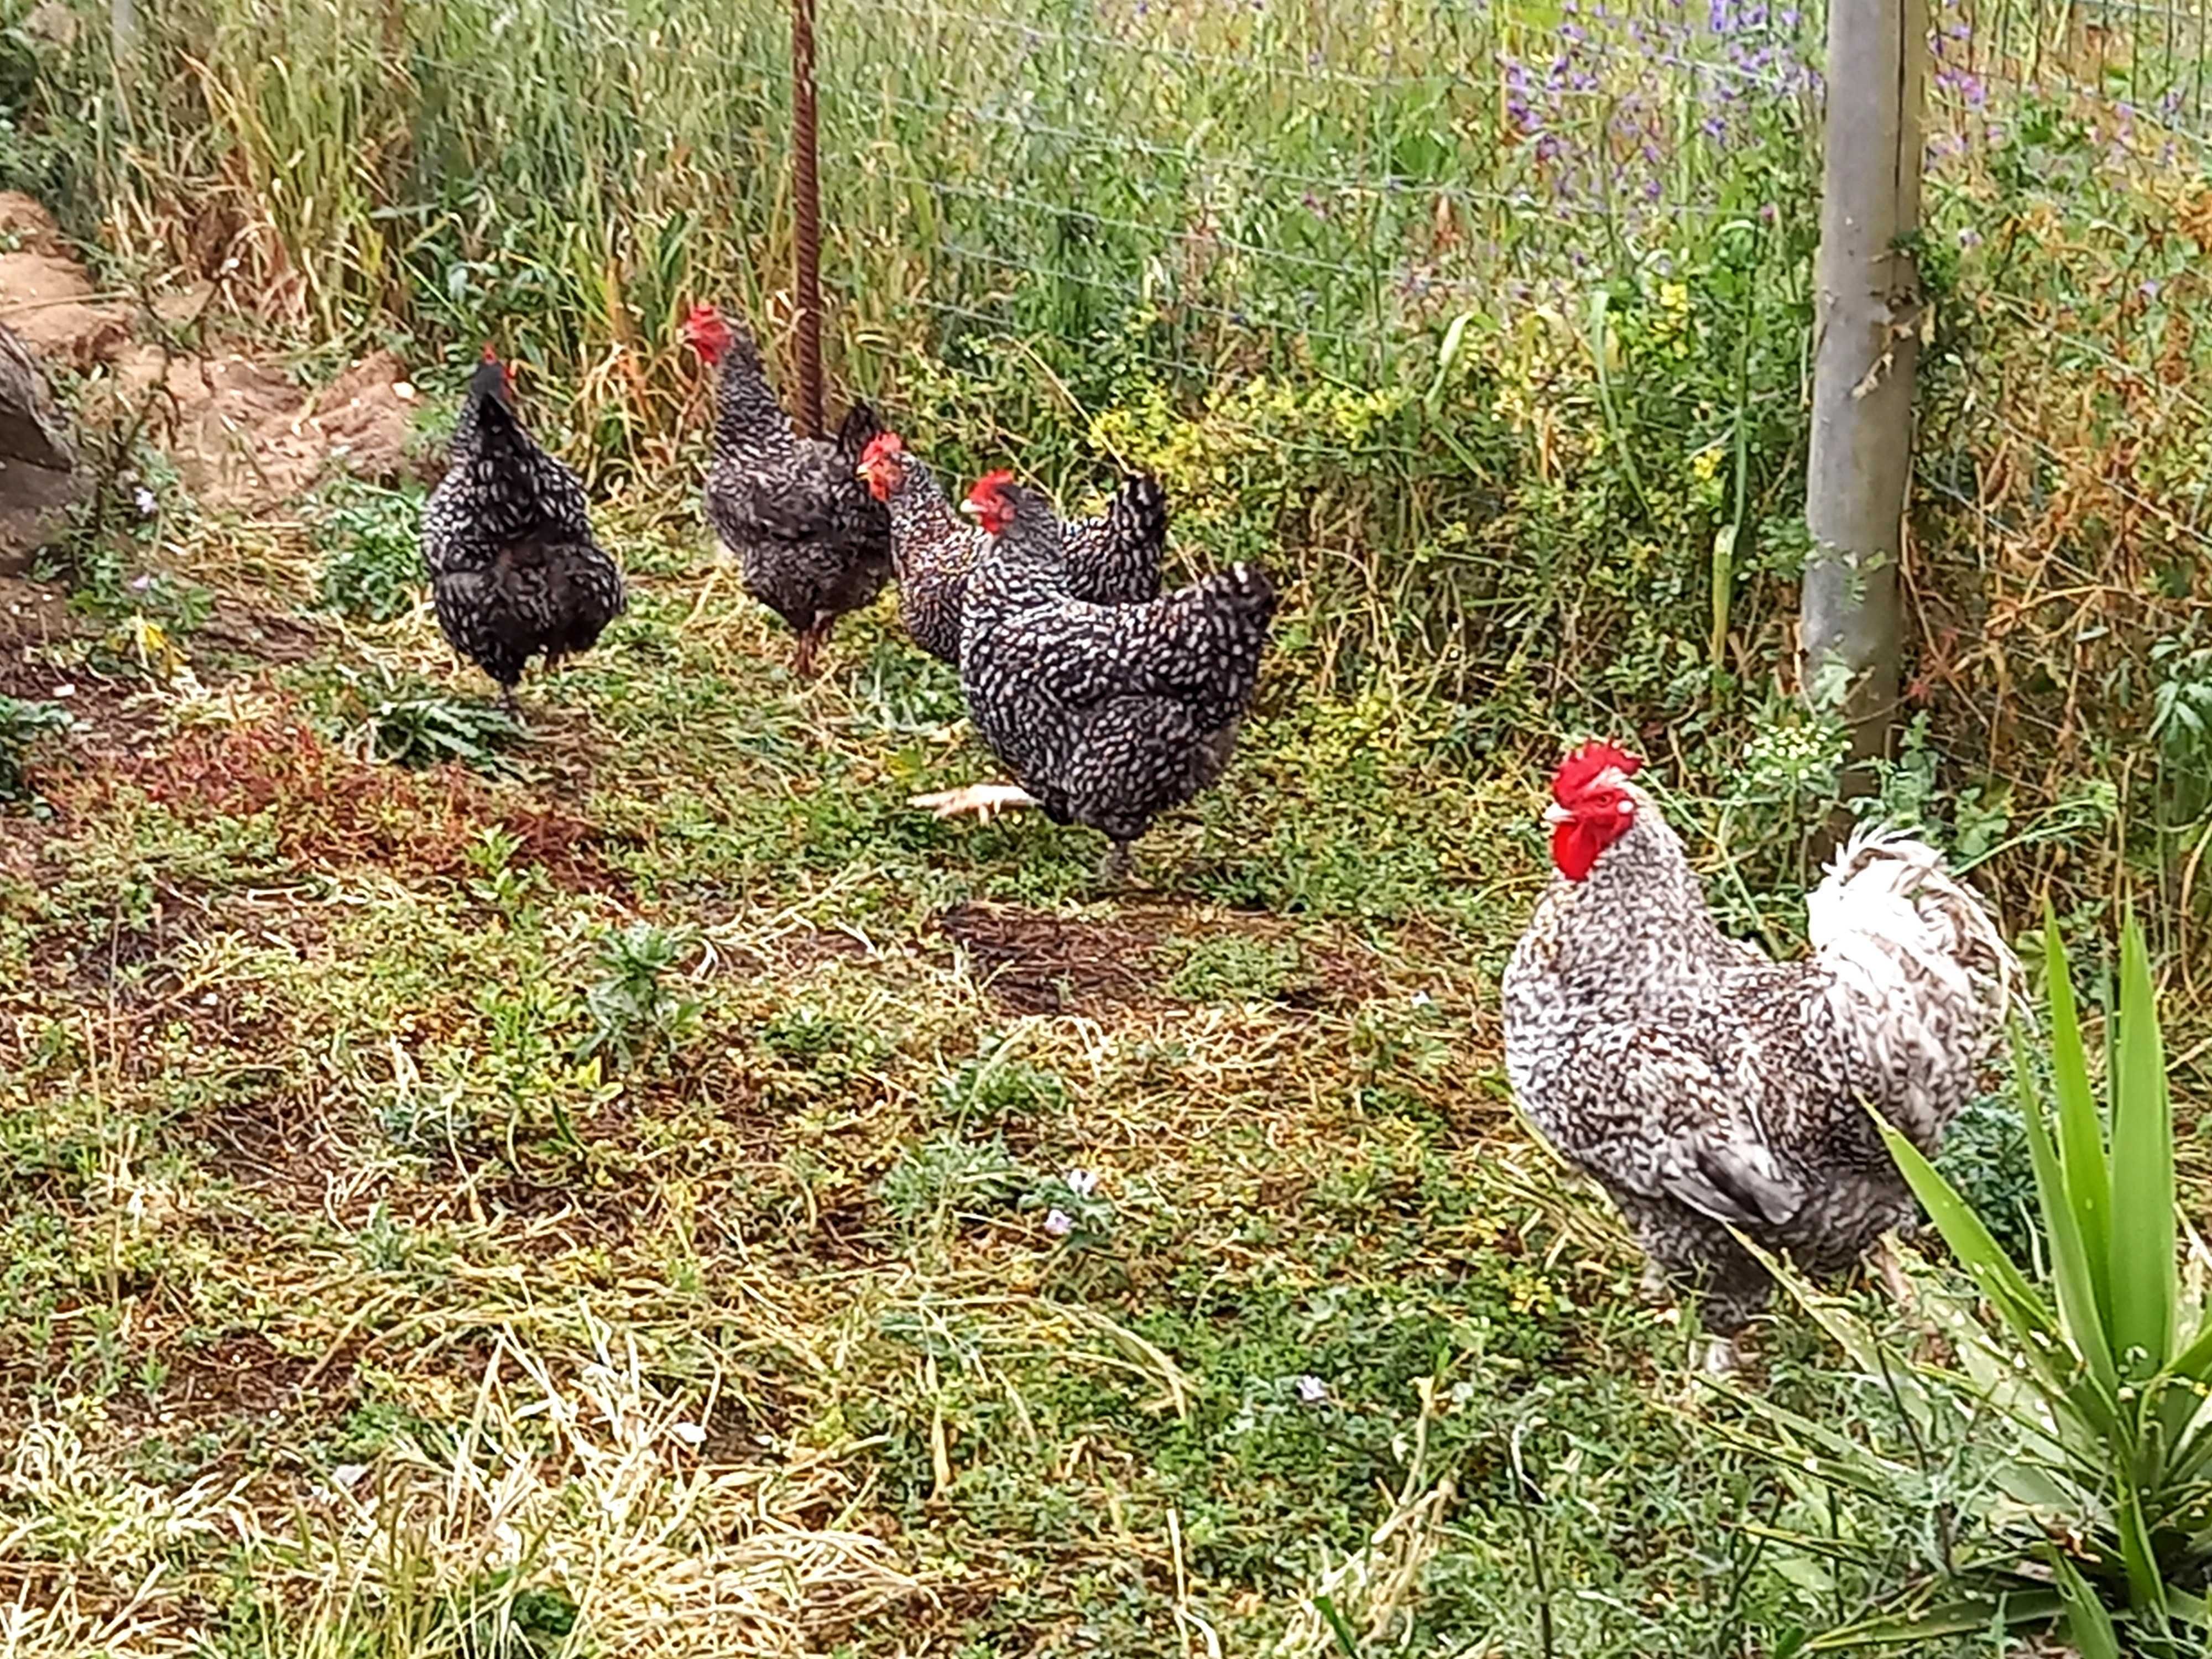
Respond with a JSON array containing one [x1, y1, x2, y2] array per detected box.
[[0, 0, 2208, 1648], [0, 461, 2070, 1656]]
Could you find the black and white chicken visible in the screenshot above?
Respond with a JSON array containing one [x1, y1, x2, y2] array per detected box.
[[946, 469, 1274, 878], [420, 349, 625, 714], [683, 302, 889, 676], [1501, 743, 2021, 1370]]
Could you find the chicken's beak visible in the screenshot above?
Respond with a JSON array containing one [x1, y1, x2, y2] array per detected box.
[[958, 500, 980, 519], [1542, 802, 1571, 826]]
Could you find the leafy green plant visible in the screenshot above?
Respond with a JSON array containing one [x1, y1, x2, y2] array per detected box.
[[1928, 1090, 2036, 1267], [1745, 916, 2211, 1653], [575, 922, 702, 1072], [462, 823, 539, 915], [0, 695, 70, 801], [938, 1037, 1070, 1128], [1162, 932, 1307, 1003], [878, 1133, 1030, 1237], [311, 479, 426, 623], [333, 666, 523, 773]]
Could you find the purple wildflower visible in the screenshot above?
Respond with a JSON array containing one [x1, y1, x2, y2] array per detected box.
[[1296, 1375, 1329, 1404], [1044, 1208, 1073, 1237]]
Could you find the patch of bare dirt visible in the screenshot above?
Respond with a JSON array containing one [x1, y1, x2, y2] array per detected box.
[[111, 343, 421, 512], [0, 194, 422, 516], [0, 253, 128, 371], [940, 902, 1166, 1014], [937, 901, 1389, 1016], [0, 572, 168, 757], [0, 567, 74, 653], [159, 1328, 359, 1419], [0, 192, 67, 257]]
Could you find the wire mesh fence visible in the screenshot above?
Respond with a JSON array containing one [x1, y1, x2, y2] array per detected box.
[[10, 0, 2212, 935]]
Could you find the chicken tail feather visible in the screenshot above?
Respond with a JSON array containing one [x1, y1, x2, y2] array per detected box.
[[1107, 472, 1169, 554], [1806, 823, 2025, 1144]]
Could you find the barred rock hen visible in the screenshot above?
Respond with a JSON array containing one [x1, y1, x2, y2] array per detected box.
[[682, 302, 889, 676], [946, 470, 1274, 879], [1501, 743, 2020, 1372], [855, 430, 1168, 665], [420, 349, 625, 714]]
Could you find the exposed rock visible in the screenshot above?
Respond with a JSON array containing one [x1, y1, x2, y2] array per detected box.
[[0, 325, 71, 471], [0, 191, 418, 523], [0, 322, 79, 571]]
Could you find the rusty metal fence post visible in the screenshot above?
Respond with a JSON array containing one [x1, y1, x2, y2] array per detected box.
[[789, 0, 825, 439]]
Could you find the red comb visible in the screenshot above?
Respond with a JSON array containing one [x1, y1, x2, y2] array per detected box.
[[480, 344, 499, 363], [964, 469, 1015, 508], [859, 431, 905, 466], [682, 302, 733, 358], [1552, 742, 1642, 805]]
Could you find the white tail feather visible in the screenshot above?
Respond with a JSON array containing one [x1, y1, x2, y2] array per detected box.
[[1808, 825, 2022, 1013], [1804, 822, 2025, 1144]]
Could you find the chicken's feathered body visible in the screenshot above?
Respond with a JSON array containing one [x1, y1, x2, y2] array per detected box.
[[1501, 752, 2018, 1343], [957, 475, 1273, 872], [869, 440, 1166, 665], [421, 355, 624, 708], [688, 305, 889, 674]]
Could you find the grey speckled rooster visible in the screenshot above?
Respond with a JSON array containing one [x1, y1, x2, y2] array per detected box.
[[420, 348, 625, 715], [683, 302, 889, 676], [946, 469, 1274, 880], [1501, 743, 2021, 1373]]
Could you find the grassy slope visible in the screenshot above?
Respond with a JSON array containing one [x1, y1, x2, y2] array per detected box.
[[2, 470, 2019, 1658]]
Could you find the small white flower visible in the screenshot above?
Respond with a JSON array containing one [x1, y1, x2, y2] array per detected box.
[[1044, 1208, 1074, 1238], [50, 683, 75, 698], [129, 573, 154, 592], [668, 1421, 707, 1447], [331, 1463, 369, 1489], [1410, 990, 1433, 1006], [133, 486, 158, 517], [1063, 1167, 1099, 1197], [1296, 1375, 1328, 1405]]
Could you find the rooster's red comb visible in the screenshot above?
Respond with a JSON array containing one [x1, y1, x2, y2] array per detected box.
[[682, 302, 733, 357], [1552, 742, 1642, 805], [965, 469, 1016, 510], [859, 431, 905, 467]]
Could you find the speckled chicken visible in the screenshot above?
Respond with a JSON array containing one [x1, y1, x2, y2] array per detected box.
[[1501, 743, 2021, 1371], [420, 349, 625, 714], [855, 430, 1167, 665], [946, 470, 1275, 878], [682, 302, 890, 676]]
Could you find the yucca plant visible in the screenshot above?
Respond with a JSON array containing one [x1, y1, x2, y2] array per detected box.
[[1726, 916, 2210, 1654]]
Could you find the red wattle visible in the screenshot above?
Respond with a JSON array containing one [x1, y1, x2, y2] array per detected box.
[[1553, 820, 1597, 881]]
